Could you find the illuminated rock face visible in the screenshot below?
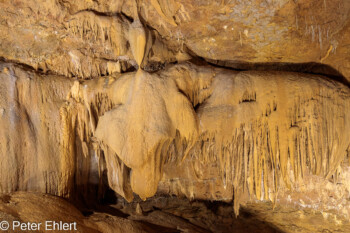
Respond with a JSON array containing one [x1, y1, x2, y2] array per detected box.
[[138, 0, 350, 79], [82, 64, 350, 216], [1, 62, 350, 215], [1, 0, 350, 80], [1, 0, 350, 232]]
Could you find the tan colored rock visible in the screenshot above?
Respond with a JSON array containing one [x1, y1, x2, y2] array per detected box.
[[2, 1, 350, 231], [95, 69, 198, 199], [139, 0, 350, 80], [0, 64, 72, 195], [1, 61, 350, 219], [0, 0, 188, 78], [58, 0, 136, 17], [113, 189, 350, 233], [2, 0, 350, 79], [0, 0, 135, 78], [0, 192, 154, 233], [92, 63, 350, 215]]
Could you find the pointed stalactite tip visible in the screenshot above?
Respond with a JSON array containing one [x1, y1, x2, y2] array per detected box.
[[129, 19, 146, 70]]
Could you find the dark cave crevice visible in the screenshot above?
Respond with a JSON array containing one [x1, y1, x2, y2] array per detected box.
[[205, 58, 350, 87], [76, 193, 285, 233]]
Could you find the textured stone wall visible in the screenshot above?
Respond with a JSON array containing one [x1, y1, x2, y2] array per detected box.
[[1, 0, 350, 232]]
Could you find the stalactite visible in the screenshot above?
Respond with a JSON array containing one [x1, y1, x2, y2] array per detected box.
[[55, 62, 350, 214], [59, 79, 117, 200], [128, 19, 146, 69], [188, 71, 350, 215]]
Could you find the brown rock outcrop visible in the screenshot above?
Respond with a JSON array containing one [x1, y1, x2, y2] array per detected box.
[[1, 61, 350, 218], [0, 192, 156, 233], [139, 0, 350, 80], [1, 0, 350, 232]]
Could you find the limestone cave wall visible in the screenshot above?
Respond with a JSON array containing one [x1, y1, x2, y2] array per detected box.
[[1, 0, 350, 232]]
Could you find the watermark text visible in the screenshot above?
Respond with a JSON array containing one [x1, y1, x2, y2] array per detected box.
[[0, 220, 77, 231]]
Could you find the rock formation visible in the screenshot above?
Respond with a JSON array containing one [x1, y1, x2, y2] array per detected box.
[[1, 0, 350, 232]]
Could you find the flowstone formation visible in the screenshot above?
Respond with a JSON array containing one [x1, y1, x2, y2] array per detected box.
[[85, 62, 350, 216], [1, 0, 350, 232]]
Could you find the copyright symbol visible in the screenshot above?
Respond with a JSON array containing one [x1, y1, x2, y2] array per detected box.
[[0, 221, 9, 231]]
